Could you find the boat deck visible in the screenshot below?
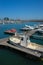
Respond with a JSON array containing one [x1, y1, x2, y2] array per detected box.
[[27, 43, 43, 52]]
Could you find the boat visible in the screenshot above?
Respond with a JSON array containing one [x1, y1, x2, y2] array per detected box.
[[20, 27, 31, 31], [38, 24, 43, 28], [20, 25, 34, 31], [8, 34, 43, 59], [35, 24, 43, 29], [25, 25, 34, 30], [4, 29, 17, 35], [37, 28, 43, 34]]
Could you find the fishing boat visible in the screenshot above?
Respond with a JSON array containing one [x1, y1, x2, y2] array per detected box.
[[4, 29, 17, 35], [8, 34, 43, 59]]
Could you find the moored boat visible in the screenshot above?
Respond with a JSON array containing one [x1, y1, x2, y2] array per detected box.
[[4, 29, 16, 35], [35, 24, 43, 29], [20, 25, 35, 31], [8, 34, 43, 59], [37, 28, 43, 34]]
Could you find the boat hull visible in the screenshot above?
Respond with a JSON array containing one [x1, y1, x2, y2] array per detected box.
[[4, 31, 15, 35]]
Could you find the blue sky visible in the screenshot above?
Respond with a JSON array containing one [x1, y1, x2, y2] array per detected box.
[[0, 0, 43, 19]]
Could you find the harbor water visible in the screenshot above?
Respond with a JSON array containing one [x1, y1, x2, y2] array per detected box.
[[0, 22, 43, 65]]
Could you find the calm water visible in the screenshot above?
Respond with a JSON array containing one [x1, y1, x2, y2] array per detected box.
[[0, 22, 43, 65]]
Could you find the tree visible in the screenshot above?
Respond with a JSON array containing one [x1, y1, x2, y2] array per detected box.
[[4, 17, 9, 21]]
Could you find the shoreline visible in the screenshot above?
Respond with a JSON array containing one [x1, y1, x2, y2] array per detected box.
[[0, 20, 43, 24]]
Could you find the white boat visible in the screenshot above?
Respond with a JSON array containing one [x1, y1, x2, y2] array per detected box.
[[35, 24, 43, 29], [20, 25, 34, 31], [8, 35, 43, 59], [37, 28, 43, 33], [25, 25, 34, 30], [38, 24, 43, 28], [9, 34, 43, 52]]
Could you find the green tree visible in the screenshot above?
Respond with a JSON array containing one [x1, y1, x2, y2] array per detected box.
[[4, 17, 9, 21]]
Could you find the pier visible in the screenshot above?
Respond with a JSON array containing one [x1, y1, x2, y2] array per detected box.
[[25, 29, 37, 36], [0, 37, 42, 58]]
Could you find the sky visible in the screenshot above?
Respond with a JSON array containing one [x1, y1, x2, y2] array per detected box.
[[0, 0, 43, 20]]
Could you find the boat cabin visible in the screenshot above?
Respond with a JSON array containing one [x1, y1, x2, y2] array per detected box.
[[20, 35, 30, 47]]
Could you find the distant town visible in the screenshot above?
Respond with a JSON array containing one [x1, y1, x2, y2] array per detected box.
[[0, 17, 43, 24]]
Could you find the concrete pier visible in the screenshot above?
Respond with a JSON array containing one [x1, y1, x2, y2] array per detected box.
[[27, 29, 37, 36]]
